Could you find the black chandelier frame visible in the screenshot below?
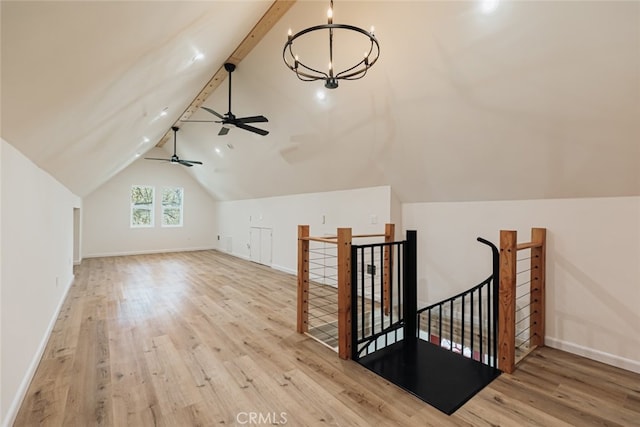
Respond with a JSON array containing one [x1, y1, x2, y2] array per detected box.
[[282, 3, 379, 89]]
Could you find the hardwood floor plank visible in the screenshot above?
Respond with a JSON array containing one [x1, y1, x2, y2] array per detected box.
[[13, 250, 640, 426]]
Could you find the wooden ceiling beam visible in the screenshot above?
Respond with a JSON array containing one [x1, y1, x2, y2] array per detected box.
[[156, 0, 296, 147]]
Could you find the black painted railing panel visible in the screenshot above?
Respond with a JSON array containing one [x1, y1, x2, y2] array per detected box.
[[416, 238, 499, 368], [351, 238, 407, 360], [350, 233, 499, 368]]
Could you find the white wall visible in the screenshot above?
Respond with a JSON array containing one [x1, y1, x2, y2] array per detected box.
[[403, 196, 640, 373], [215, 186, 393, 274], [82, 148, 217, 257], [0, 139, 81, 426]]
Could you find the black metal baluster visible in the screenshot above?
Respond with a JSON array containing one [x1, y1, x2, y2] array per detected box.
[[461, 294, 465, 356], [351, 244, 358, 359], [450, 299, 454, 352], [379, 245, 386, 347], [360, 247, 365, 352], [438, 304, 442, 347], [479, 286, 483, 362], [370, 246, 376, 351], [471, 290, 474, 360]]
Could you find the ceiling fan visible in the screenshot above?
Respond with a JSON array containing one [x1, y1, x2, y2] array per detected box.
[[183, 63, 269, 136], [145, 127, 203, 167]]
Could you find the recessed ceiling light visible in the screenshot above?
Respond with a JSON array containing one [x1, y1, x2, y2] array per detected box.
[[226, 143, 234, 150], [480, 0, 499, 14], [143, 137, 150, 143], [316, 90, 326, 101], [192, 52, 205, 62], [160, 107, 168, 116], [215, 147, 221, 154]]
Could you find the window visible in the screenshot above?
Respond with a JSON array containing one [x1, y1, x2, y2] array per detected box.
[[131, 185, 154, 227], [162, 187, 184, 227]]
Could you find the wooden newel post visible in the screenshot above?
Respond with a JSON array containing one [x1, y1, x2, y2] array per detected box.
[[530, 228, 546, 348], [383, 223, 395, 315], [499, 230, 517, 374], [337, 228, 353, 359], [297, 225, 310, 333]]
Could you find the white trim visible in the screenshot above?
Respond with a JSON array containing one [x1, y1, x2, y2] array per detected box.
[[82, 246, 217, 258], [545, 336, 640, 374], [234, 253, 251, 262], [2, 275, 74, 427], [271, 264, 295, 275]]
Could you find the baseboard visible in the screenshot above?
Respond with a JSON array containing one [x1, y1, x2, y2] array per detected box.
[[271, 264, 295, 275], [221, 253, 295, 277], [83, 246, 217, 258], [545, 337, 640, 374], [2, 276, 74, 427]]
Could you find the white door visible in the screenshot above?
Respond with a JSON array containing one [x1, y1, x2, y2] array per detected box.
[[250, 227, 261, 263], [260, 228, 272, 266], [249, 227, 272, 266]]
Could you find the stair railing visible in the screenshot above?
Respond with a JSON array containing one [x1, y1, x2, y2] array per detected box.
[[297, 224, 395, 359]]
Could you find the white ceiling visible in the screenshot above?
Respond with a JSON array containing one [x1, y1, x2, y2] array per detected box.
[[2, 1, 639, 202]]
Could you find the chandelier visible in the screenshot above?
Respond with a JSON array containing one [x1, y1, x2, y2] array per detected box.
[[283, 0, 380, 89]]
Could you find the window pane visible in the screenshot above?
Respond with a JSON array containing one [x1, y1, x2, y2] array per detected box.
[[163, 208, 181, 226], [132, 186, 153, 204], [162, 187, 182, 206], [132, 208, 152, 226], [162, 187, 183, 227], [131, 185, 154, 227]]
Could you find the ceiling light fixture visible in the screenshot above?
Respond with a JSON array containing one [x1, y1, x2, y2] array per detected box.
[[283, 0, 379, 89]]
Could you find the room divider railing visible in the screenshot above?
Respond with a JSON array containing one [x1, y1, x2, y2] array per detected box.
[[297, 224, 395, 359], [350, 233, 410, 360], [297, 224, 547, 373]]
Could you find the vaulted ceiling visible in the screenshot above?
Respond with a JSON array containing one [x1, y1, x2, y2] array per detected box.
[[2, 1, 639, 202]]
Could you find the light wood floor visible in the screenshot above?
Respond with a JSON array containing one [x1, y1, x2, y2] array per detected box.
[[14, 250, 640, 426]]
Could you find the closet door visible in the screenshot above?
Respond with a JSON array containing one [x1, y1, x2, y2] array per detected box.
[[249, 227, 272, 266], [260, 228, 272, 266], [249, 227, 261, 263]]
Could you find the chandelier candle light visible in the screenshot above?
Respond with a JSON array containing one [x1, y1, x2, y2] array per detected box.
[[283, 0, 379, 89]]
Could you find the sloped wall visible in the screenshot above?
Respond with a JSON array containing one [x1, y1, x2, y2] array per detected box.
[[1, 139, 81, 426]]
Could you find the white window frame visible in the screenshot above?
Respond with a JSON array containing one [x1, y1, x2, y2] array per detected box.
[[161, 187, 184, 227], [130, 185, 155, 228]]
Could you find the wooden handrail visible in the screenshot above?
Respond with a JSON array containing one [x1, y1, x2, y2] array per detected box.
[[299, 233, 387, 243], [516, 242, 543, 250], [303, 237, 339, 244]]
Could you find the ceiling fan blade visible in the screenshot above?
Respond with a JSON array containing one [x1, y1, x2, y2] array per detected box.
[[144, 157, 171, 161], [236, 123, 269, 136], [177, 160, 194, 167], [218, 126, 230, 136], [180, 159, 203, 165], [202, 106, 225, 120], [235, 115, 268, 124]]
